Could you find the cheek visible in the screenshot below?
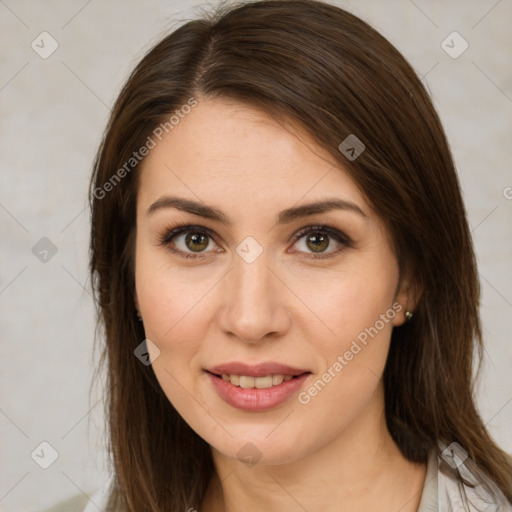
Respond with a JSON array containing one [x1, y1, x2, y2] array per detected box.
[[288, 254, 398, 343], [135, 243, 216, 341], [290, 257, 398, 401], [134, 246, 228, 411], [135, 258, 210, 415]]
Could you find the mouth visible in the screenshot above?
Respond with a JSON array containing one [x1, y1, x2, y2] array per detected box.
[[205, 365, 312, 412]]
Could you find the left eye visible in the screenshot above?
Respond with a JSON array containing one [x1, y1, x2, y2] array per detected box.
[[158, 224, 351, 260], [290, 225, 352, 259]]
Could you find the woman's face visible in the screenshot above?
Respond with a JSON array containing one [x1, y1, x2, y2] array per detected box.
[[134, 97, 410, 466]]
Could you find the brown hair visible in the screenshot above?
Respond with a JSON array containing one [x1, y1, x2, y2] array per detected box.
[[89, 0, 512, 510]]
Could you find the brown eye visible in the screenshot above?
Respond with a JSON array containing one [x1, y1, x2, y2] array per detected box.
[[158, 225, 220, 260], [184, 232, 210, 252], [304, 232, 330, 253], [291, 225, 352, 259]]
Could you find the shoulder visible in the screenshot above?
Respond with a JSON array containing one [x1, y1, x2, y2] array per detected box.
[[38, 488, 108, 512], [418, 443, 512, 512], [434, 442, 512, 511], [38, 493, 89, 512], [416, 448, 438, 512]]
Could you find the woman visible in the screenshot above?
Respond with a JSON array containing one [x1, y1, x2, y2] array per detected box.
[[44, 0, 512, 510]]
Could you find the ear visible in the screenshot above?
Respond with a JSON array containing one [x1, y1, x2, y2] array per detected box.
[[392, 274, 423, 327]]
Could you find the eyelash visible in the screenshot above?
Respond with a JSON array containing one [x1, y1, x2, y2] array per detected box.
[[157, 224, 352, 260]]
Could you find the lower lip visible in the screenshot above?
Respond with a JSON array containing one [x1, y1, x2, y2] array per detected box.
[[206, 372, 310, 412]]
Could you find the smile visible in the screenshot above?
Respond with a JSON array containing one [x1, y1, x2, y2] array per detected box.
[[206, 370, 311, 412]]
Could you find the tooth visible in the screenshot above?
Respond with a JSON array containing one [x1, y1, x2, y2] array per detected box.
[[222, 374, 296, 388], [272, 375, 284, 385], [254, 375, 273, 388], [239, 376, 255, 388]]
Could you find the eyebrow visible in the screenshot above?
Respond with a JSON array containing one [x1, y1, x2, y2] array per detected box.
[[147, 195, 367, 225]]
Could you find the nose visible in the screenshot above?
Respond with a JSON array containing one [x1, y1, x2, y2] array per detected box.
[[216, 250, 291, 344]]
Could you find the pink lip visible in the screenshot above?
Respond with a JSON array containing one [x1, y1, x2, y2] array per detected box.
[[207, 361, 308, 377], [206, 363, 311, 412]]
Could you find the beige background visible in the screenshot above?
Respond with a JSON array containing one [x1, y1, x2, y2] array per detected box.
[[1, 0, 511, 510]]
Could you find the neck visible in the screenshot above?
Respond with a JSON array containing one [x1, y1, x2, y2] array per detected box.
[[201, 388, 427, 512]]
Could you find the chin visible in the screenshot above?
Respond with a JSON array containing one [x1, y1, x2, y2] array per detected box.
[[204, 425, 312, 467]]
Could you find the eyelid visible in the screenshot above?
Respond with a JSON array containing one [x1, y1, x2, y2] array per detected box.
[[291, 224, 352, 247], [158, 224, 215, 246]]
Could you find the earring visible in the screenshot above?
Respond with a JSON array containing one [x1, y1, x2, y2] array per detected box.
[[405, 311, 414, 321]]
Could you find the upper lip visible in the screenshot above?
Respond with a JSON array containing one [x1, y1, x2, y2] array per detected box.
[[207, 362, 310, 377]]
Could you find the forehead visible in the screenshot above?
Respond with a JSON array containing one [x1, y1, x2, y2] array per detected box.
[[137, 97, 366, 212]]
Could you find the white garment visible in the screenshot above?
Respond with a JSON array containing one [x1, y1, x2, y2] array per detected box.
[[418, 440, 512, 512], [82, 482, 110, 512]]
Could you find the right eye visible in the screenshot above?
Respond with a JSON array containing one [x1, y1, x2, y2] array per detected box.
[[158, 224, 222, 259]]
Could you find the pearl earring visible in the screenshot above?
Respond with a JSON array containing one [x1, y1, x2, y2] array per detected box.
[[405, 311, 414, 321]]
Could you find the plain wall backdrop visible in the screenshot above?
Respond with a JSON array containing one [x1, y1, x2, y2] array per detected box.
[[1, 0, 511, 510]]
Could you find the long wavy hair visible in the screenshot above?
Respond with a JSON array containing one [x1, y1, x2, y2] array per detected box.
[[88, 0, 512, 510]]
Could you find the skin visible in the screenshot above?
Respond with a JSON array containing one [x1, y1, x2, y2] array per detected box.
[[134, 96, 426, 512]]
